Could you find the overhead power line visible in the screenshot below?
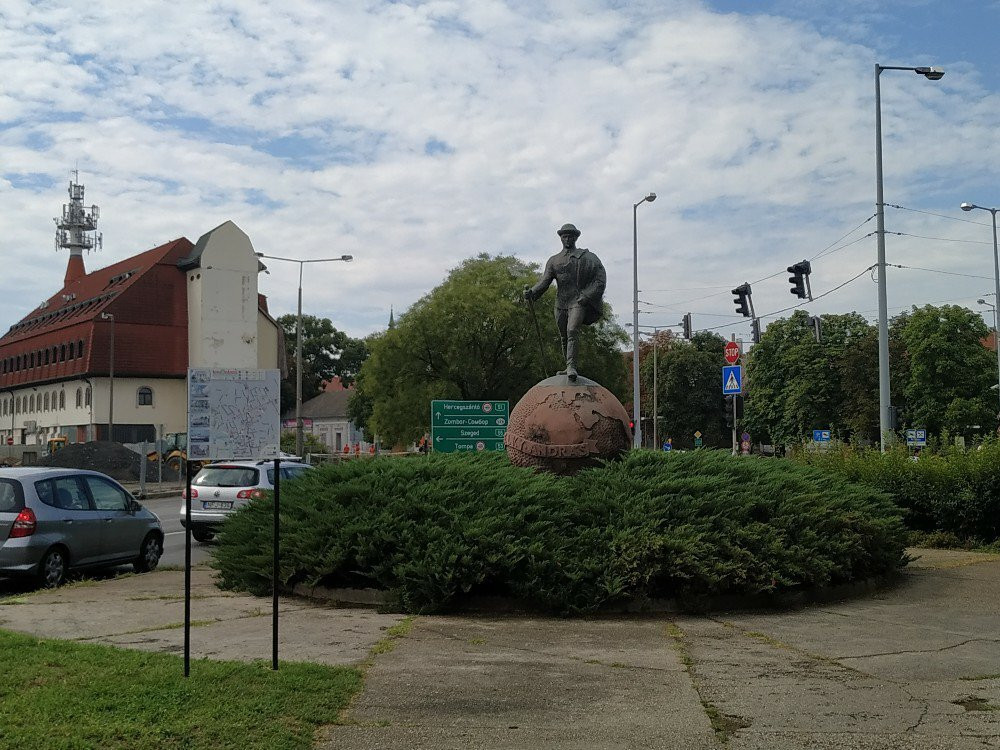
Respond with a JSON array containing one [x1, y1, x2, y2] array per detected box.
[[886, 263, 994, 281], [887, 203, 994, 228], [889, 231, 993, 246]]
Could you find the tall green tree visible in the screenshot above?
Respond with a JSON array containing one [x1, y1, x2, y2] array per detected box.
[[638, 330, 727, 448], [743, 311, 873, 445], [276, 315, 368, 413], [897, 304, 995, 435], [353, 254, 629, 446]]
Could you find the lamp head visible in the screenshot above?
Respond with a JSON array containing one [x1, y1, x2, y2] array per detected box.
[[645, 192, 657, 203], [960, 202, 976, 212], [978, 299, 987, 305], [914, 66, 944, 80], [341, 254, 353, 262]]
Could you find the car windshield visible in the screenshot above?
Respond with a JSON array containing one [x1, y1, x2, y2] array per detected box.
[[193, 466, 259, 488]]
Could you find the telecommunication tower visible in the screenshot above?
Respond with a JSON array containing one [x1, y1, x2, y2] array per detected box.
[[54, 170, 102, 286]]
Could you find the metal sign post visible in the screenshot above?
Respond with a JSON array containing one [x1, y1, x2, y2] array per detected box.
[[183, 458, 192, 678], [272, 457, 280, 670]]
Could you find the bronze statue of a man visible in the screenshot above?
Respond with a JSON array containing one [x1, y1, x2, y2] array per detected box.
[[524, 223, 607, 380]]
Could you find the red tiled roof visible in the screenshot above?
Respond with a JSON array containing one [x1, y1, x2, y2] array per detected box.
[[0, 238, 193, 388]]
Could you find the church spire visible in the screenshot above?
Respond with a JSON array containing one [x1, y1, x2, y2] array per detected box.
[[54, 170, 102, 287], [388, 306, 395, 329]]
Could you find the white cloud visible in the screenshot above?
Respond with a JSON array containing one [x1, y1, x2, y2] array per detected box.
[[0, 0, 998, 342]]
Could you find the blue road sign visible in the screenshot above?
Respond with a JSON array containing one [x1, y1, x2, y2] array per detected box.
[[722, 365, 742, 395], [812, 429, 831, 442], [906, 429, 927, 447]]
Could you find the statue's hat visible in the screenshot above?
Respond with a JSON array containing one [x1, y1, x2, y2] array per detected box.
[[556, 223, 581, 237]]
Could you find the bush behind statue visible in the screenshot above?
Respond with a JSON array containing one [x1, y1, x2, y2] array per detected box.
[[213, 451, 907, 614], [793, 442, 1000, 543]]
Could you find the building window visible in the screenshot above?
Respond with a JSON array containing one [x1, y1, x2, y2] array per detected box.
[[43, 393, 50, 411], [136, 387, 153, 407], [68, 342, 75, 359], [85, 387, 91, 407], [76, 388, 82, 408], [59, 391, 65, 410], [29, 395, 34, 412], [29, 353, 34, 368], [78, 340, 85, 359], [60, 345, 66, 362], [44, 349, 49, 365]]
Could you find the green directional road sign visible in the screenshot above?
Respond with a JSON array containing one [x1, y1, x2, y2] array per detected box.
[[431, 400, 509, 453]]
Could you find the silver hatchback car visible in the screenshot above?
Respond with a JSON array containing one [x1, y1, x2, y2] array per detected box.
[[0, 467, 164, 588], [180, 460, 312, 542]]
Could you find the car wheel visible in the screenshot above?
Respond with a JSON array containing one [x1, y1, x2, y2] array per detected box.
[[38, 548, 68, 588], [134, 533, 162, 573], [192, 529, 215, 543]]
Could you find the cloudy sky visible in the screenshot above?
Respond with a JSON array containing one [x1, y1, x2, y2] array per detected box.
[[2, 0, 999, 344]]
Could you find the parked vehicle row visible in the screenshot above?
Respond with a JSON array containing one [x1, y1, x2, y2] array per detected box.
[[1, 458, 313, 589]]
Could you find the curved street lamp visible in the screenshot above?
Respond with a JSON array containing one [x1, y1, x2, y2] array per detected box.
[[964, 203, 1000, 422], [874, 64, 944, 450], [632, 192, 656, 449], [256, 253, 354, 457]]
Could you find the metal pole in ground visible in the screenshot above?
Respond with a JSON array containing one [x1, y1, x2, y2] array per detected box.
[[272, 456, 281, 670], [183, 458, 192, 677]]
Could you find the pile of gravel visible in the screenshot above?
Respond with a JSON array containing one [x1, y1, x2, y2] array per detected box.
[[38, 441, 182, 482]]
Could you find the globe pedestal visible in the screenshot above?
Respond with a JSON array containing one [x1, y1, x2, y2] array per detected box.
[[504, 374, 632, 475]]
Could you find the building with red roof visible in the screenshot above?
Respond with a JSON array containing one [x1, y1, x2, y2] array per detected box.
[[0, 177, 282, 454]]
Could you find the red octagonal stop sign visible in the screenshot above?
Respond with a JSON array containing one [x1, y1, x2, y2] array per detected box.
[[724, 341, 740, 365]]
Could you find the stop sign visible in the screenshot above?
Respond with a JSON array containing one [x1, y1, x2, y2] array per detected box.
[[6, 437, 12, 445], [724, 341, 740, 364]]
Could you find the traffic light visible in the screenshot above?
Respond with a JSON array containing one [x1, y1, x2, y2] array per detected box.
[[809, 315, 822, 343], [752, 317, 761, 344], [787, 260, 812, 300], [682, 312, 692, 340], [724, 395, 744, 427], [732, 283, 753, 318]]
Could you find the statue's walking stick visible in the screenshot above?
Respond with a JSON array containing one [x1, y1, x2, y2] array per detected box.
[[525, 293, 552, 377]]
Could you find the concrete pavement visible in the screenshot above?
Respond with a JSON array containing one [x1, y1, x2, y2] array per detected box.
[[1, 549, 998, 749]]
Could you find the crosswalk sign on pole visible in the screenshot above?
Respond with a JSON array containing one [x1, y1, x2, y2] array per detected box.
[[722, 365, 742, 395]]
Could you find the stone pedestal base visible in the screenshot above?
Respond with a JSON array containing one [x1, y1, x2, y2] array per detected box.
[[504, 374, 632, 475]]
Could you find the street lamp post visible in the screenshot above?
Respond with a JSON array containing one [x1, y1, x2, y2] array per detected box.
[[652, 326, 659, 451], [256, 253, 353, 458], [632, 192, 656, 449], [100, 312, 114, 442], [874, 64, 944, 451], [966, 202, 1000, 420]]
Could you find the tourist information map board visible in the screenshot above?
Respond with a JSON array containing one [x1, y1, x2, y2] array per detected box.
[[186, 368, 281, 461], [430, 400, 509, 453]]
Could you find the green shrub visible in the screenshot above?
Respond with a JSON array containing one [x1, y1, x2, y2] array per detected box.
[[213, 450, 907, 615], [794, 442, 1000, 542]]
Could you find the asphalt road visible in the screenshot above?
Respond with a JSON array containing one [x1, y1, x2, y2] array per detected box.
[[140, 494, 213, 568]]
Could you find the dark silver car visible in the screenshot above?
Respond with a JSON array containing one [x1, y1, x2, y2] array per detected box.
[[0, 467, 163, 588]]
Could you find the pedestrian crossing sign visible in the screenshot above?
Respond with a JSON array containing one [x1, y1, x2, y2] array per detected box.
[[722, 365, 742, 395]]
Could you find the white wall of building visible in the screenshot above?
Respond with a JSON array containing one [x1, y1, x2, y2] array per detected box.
[[188, 221, 261, 369], [0, 376, 186, 447]]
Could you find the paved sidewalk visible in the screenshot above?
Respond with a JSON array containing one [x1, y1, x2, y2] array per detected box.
[[0, 568, 404, 665], [1, 549, 998, 749]]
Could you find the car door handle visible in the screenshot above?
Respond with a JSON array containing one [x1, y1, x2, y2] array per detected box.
[[63, 520, 73, 524]]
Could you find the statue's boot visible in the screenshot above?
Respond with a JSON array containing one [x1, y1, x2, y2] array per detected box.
[[564, 332, 579, 380]]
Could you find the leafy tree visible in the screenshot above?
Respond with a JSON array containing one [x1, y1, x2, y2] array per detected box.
[[743, 311, 873, 445], [897, 305, 995, 435], [355, 254, 629, 446], [276, 315, 368, 413], [639, 330, 727, 448]]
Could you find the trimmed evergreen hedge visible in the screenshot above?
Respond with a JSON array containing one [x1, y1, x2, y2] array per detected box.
[[213, 450, 907, 614], [793, 443, 1000, 543]]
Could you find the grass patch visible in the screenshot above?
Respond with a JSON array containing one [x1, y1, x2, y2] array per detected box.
[[0, 630, 361, 750], [214, 451, 908, 615]]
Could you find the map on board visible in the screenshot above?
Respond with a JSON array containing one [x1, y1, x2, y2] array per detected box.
[[186, 368, 281, 460]]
